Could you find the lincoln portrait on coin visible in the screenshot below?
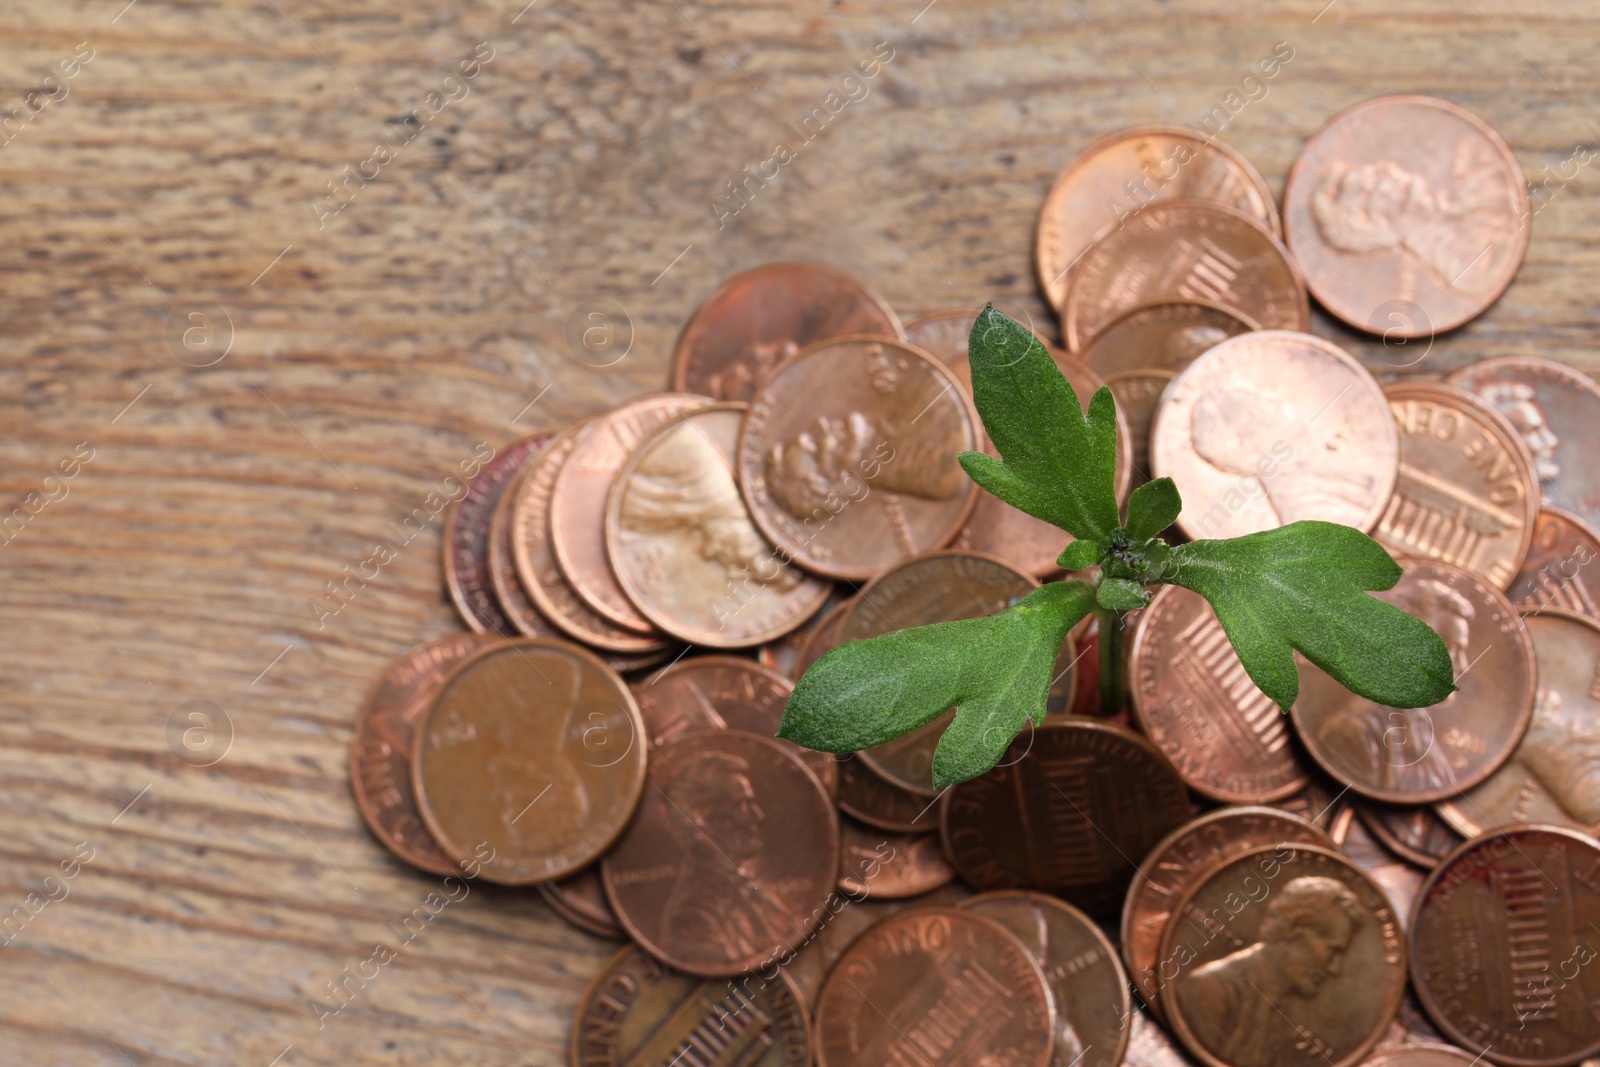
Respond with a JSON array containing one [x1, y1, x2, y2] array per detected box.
[[1176, 876, 1364, 1067], [484, 658, 591, 848], [659, 751, 792, 960], [1505, 686, 1600, 827], [1479, 381, 1561, 498]]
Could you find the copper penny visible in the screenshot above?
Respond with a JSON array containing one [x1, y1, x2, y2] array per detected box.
[[1062, 199, 1309, 354], [813, 906, 1056, 1067], [792, 595, 852, 681], [1150, 330, 1398, 541], [837, 815, 954, 900], [1122, 806, 1330, 1021], [843, 551, 1038, 795], [1364, 1047, 1485, 1067], [1108, 370, 1173, 489], [350, 632, 497, 875], [632, 654, 836, 795], [1079, 299, 1259, 377], [1509, 508, 1600, 618], [836, 756, 938, 835], [537, 865, 623, 939], [1437, 609, 1600, 838], [941, 718, 1190, 916], [570, 943, 811, 1067], [738, 336, 982, 581], [1449, 356, 1600, 530], [602, 729, 839, 977], [1125, 1010, 1203, 1067], [1130, 585, 1310, 804], [671, 262, 904, 402], [1265, 775, 1348, 832], [962, 890, 1133, 1067], [506, 423, 672, 656], [910, 308, 1134, 573], [1411, 826, 1600, 1066], [1293, 558, 1535, 803], [1354, 800, 1464, 870], [412, 638, 647, 885], [441, 433, 552, 635], [1160, 843, 1406, 1067], [1283, 95, 1529, 337], [550, 393, 710, 631], [1328, 806, 1425, 932], [607, 402, 831, 647], [1377, 381, 1539, 590], [1036, 126, 1280, 311], [758, 584, 848, 678]]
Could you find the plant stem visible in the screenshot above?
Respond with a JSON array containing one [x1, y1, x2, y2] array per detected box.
[[1098, 608, 1127, 716]]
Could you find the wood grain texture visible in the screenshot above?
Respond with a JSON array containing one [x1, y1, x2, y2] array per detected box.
[[0, 0, 1596, 1062]]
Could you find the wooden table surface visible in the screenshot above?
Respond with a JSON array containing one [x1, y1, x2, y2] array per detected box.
[[2, 0, 1595, 1062]]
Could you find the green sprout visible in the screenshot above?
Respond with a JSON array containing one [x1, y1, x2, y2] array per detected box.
[[777, 307, 1457, 789]]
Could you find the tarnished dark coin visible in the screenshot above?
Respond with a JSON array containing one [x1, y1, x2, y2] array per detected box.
[[570, 943, 811, 1067], [836, 756, 938, 835], [962, 890, 1132, 1067], [813, 907, 1056, 1067], [413, 638, 647, 885], [1437, 609, 1600, 838], [537, 865, 623, 939], [1354, 800, 1464, 869], [601, 729, 838, 977], [1293, 558, 1535, 803], [1122, 806, 1330, 1021], [842, 551, 1038, 795], [942, 718, 1190, 916], [1411, 826, 1600, 1067], [1160, 843, 1406, 1067], [1509, 507, 1600, 618], [1130, 585, 1310, 804], [350, 632, 497, 875], [837, 815, 954, 899], [671, 262, 904, 402], [441, 433, 552, 635], [1079, 299, 1258, 377]]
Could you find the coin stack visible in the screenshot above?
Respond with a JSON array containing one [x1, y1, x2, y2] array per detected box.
[[346, 94, 1600, 1067]]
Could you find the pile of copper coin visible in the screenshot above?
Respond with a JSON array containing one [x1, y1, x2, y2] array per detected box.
[[347, 94, 1600, 1067]]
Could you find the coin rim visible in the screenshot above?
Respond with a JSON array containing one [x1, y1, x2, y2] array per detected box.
[[536, 873, 625, 940], [440, 432, 553, 635]]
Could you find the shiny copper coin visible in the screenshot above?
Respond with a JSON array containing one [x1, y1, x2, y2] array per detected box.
[[836, 756, 937, 834], [942, 718, 1190, 916], [671, 262, 904, 402], [632, 654, 836, 794], [1107, 370, 1173, 489], [1131, 585, 1310, 804], [1283, 95, 1529, 337], [350, 632, 497, 875], [570, 943, 811, 1067], [1079, 299, 1259, 377], [739, 336, 982, 581], [507, 423, 672, 656], [813, 906, 1056, 1067], [1364, 1046, 1485, 1067], [1328, 806, 1424, 931], [758, 584, 848, 678], [1509, 507, 1600, 618], [1354, 800, 1463, 869], [1150, 330, 1398, 540], [1294, 558, 1534, 803], [1411, 826, 1600, 1066], [441, 433, 552, 635], [1377, 381, 1539, 590], [602, 729, 839, 978], [1450, 356, 1600, 531], [1122, 806, 1330, 1021], [412, 638, 647, 885], [911, 308, 1134, 572], [550, 393, 710, 631], [1437, 609, 1600, 838], [1062, 199, 1309, 353], [843, 551, 1038, 795], [837, 815, 954, 899], [607, 402, 830, 647], [962, 890, 1132, 1067], [1036, 126, 1280, 311], [1160, 843, 1406, 1067], [537, 865, 623, 939]]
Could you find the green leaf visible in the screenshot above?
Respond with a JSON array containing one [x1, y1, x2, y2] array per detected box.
[[1125, 477, 1181, 540], [1097, 577, 1149, 612], [1161, 521, 1456, 711], [958, 307, 1119, 542], [1057, 538, 1102, 572], [779, 581, 1097, 787]]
